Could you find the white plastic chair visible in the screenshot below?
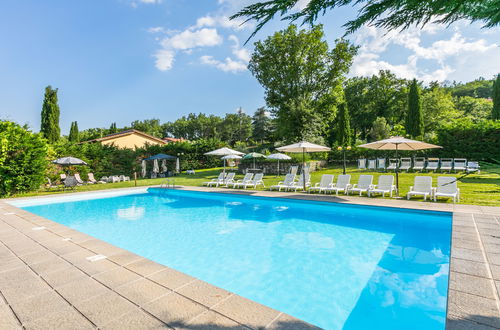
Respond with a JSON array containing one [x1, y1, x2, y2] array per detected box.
[[242, 173, 265, 189], [407, 176, 433, 201], [367, 159, 376, 170], [434, 176, 460, 203], [270, 174, 296, 191], [399, 158, 412, 172], [368, 175, 397, 197], [287, 174, 311, 192], [426, 158, 439, 172], [440, 158, 453, 172], [358, 159, 366, 170], [453, 159, 467, 172], [387, 159, 399, 171], [377, 158, 386, 171], [325, 175, 351, 195], [204, 172, 226, 187], [347, 175, 373, 196], [222, 172, 236, 186], [413, 158, 425, 171], [230, 173, 253, 188], [309, 174, 334, 194]]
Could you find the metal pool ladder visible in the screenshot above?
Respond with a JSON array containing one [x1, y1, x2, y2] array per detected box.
[[161, 178, 175, 189]]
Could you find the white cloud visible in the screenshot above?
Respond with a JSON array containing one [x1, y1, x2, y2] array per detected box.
[[161, 28, 222, 50], [351, 24, 498, 82], [200, 55, 247, 72], [199, 35, 250, 73], [194, 15, 250, 31], [139, 0, 160, 3], [154, 49, 175, 71]]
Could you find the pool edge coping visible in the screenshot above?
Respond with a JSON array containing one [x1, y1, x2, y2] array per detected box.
[[1, 185, 499, 329]]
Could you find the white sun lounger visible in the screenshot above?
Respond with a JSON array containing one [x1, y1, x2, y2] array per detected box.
[[204, 172, 226, 187], [88, 173, 106, 184], [222, 172, 236, 186], [309, 174, 334, 194], [426, 158, 439, 172], [399, 158, 412, 172], [368, 175, 397, 197], [377, 158, 386, 171], [466, 161, 480, 173], [230, 173, 253, 188], [367, 159, 376, 170], [270, 174, 295, 191], [74, 173, 86, 185], [358, 159, 366, 170], [413, 157, 425, 171], [325, 174, 351, 195], [287, 174, 311, 192], [241, 173, 265, 189], [453, 158, 467, 172], [407, 176, 433, 201], [434, 176, 460, 203], [440, 158, 453, 172], [387, 159, 399, 171], [347, 175, 373, 196]]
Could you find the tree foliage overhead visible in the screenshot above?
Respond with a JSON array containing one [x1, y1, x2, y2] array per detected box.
[[406, 79, 424, 138], [252, 107, 274, 143], [231, 0, 499, 41], [40, 85, 60, 143], [248, 24, 357, 142]]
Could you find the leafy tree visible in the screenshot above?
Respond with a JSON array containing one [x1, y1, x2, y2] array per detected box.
[[68, 121, 80, 142], [369, 117, 390, 141], [421, 86, 460, 134], [406, 79, 424, 138], [0, 121, 48, 196], [248, 24, 357, 142], [493, 74, 500, 120], [130, 119, 163, 137], [164, 113, 223, 140], [40, 85, 60, 143], [219, 108, 253, 144], [454, 96, 493, 121], [231, 0, 498, 41], [109, 122, 118, 134], [252, 107, 274, 142], [334, 103, 351, 146], [345, 71, 408, 139], [446, 77, 494, 98]]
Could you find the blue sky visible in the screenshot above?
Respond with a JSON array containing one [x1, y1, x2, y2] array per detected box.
[[0, 0, 498, 134]]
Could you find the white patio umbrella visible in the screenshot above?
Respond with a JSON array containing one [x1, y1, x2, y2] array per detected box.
[[267, 153, 291, 176], [175, 158, 180, 173], [277, 141, 331, 190], [161, 159, 168, 173], [141, 160, 147, 178], [205, 147, 244, 174], [152, 159, 160, 175], [52, 157, 87, 166], [358, 136, 442, 196], [243, 152, 267, 169]]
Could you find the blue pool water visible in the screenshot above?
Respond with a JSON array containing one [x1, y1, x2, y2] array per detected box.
[[18, 189, 452, 329]]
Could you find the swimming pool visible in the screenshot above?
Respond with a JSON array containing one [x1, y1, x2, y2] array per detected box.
[[16, 188, 452, 329]]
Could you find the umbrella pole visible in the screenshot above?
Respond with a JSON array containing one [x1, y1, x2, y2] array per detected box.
[[302, 149, 306, 191], [223, 159, 226, 175], [277, 160, 280, 177], [395, 144, 399, 196]]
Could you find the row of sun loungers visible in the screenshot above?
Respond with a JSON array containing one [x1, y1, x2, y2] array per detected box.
[[202, 172, 265, 189], [358, 158, 479, 173]]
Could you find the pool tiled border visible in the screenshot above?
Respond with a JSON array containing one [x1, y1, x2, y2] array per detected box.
[[1, 186, 499, 329]]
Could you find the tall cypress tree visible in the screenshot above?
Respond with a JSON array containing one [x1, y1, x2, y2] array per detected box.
[[40, 86, 60, 143], [492, 74, 500, 120], [109, 122, 117, 133], [336, 103, 352, 146], [68, 121, 79, 142], [406, 79, 424, 138]]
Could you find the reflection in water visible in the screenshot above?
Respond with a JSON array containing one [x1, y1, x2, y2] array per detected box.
[[116, 206, 145, 220]]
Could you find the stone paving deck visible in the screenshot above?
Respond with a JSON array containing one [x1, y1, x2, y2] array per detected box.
[[1, 186, 499, 329]]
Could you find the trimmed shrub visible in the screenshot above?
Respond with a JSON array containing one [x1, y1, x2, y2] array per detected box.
[[0, 121, 48, 196]]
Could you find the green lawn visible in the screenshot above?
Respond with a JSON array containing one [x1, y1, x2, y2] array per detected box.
[[10, 166, 500, 206]]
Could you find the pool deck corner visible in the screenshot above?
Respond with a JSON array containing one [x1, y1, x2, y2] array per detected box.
[[1, 186, 499, 329]]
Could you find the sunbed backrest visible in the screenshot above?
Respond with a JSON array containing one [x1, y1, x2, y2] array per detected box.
[[289, 166, 298, 176], [377, 158, 386, 168], [441, 159, 453, 167], [377, 175, 394, 190], [225, 172, 235, 181], [437, 176, 457, 194], [336, 174, 351, 189], [358, 159, 366, 169], [253, 173, 263, 182], [357, 175, 373, 188], [454, 159, 467, 168], [320, 174, 334, 187], [368, 160, 376, 169], [242, 173, 253, 181], [414, 158, 425, 166], [401, 158, 411, 166], [217, 172, 226, 181], [413, 176, 432, 193]]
